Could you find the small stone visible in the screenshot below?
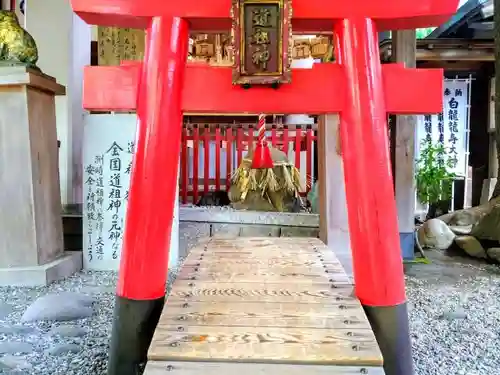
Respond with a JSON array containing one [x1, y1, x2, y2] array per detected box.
[[0, 342, 34, 355], [0, 355, 32, 369], [455, 236, 487, 258], [486, 247, 500, 262], [0, 302, 13, 319], [46, 343, 80, 356], [0, 325, 34, 335], [80, 286, 115, 295], [21, 292, 95, 322], [417, 219, 455, 250], [50, 325, 87, 337], [439, 309, 468, 321]]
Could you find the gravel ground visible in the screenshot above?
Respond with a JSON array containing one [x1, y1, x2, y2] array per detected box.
[[0, 264, 182, 375], [0, 251, 499, 374], [406, 251, 500, 375]]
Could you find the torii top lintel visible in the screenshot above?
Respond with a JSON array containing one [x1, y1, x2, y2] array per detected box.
[[72, 0, 459, 32]]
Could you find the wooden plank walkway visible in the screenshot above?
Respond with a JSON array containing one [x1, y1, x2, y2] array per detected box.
[[145, 237, 384, 375]]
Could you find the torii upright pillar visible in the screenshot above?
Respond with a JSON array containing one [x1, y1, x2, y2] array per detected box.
[[336, 18, 412, 373], [69, 1, 460, 374]]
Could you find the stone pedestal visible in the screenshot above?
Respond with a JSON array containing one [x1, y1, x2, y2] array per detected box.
[[0, 67, 82, 287]]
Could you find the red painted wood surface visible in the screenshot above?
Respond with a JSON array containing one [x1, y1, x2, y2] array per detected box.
[[116, 17, 189, 301], [215, 126, 221, 191], [335, 18, 406, 306], [179, 124, 317, 204], [192, 125, 200, 204], [203, 126, 210, 195], [82, 63, 444, 115], [180, 128, 188, 203], [71, 0, 459, 32], [225, 127, 233, 192]]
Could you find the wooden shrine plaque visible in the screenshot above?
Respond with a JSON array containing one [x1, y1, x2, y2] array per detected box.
[[231, 0, 292, 85], [97, 27, 145, 66]]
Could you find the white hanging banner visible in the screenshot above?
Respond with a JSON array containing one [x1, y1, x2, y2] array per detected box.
[[416, 79, 470, 177]]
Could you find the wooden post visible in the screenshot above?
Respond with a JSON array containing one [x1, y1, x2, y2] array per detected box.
[[392, 29, 417, 259], [107, 16, 189, 375], [336, 19, 413, 375]]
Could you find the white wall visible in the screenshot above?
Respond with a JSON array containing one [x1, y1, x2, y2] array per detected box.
[[25, 0, 91, 206]]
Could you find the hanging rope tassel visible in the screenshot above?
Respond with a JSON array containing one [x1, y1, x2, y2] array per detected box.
[[251, 114, 274, 169]]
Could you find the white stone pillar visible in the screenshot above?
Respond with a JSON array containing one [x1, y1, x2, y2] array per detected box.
[[318, 115, 352, 277], [25, 0, 91, 207], [169, 166, 180, 269]]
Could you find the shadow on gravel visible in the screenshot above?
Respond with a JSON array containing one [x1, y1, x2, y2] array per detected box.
[[404, 249, 500, 285]]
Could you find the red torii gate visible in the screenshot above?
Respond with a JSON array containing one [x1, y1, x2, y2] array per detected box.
[[71, 1, 459, 374]]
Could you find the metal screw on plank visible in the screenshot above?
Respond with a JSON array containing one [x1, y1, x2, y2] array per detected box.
[[177, 315, 187, 321], [166, 365, 174, 371], [182, 303, 189, 308], [346, 331, 353, 337], [188, 283, 194, 287], [339, 304, 347, 309], [170, 342, 178, 347], [191, 276, 196, 280], [194, 267, 199, 272], [324, 270, 329, 273], [343, 319, 351, 325], [360, 368, 368, 374], [336, 297, 342, 301], [351, 344, 359, 351], [331, 284, 337, 289], [177, 326, 184, 332]]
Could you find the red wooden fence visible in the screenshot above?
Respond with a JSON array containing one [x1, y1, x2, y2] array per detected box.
[[180, 123, 317, 204]]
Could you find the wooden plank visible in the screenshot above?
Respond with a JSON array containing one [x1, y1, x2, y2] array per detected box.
[[176, 268, 350, 284], [172, 280, 352, 293], [167, 282, 356, 303], [176, 264, 345, 275], [207, 237, 324, 249], [150, 237, 382, 370], [163, 299, 363, 317], [159, 304, 370, 329], [144, 361, 384, 375], [187, 249, 341, 259], [148, 325, 382, 366], [183, 259, 340, 267]]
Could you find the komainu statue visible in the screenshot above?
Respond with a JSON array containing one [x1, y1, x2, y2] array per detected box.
[[229, 146, 303, 212], [0, 11, 39, 70]]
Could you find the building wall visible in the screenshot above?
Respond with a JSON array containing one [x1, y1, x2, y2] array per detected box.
[[25, 0, 91, 207], [1, 0, 24, 25]]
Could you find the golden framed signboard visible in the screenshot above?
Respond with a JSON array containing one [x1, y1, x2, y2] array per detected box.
[[231, 0, 292, 85]]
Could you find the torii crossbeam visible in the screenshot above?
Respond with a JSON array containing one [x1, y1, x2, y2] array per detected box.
[[70, 1, 459, 374]]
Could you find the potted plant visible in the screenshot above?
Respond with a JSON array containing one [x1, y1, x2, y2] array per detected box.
[[416, 140, 456, 220]]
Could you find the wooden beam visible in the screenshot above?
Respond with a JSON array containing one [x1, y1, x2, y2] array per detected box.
[[82, 62, 445, 114], [417, 61, 485, 70], [70, 0, 460, 32], [392, 29, 417, 259]]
